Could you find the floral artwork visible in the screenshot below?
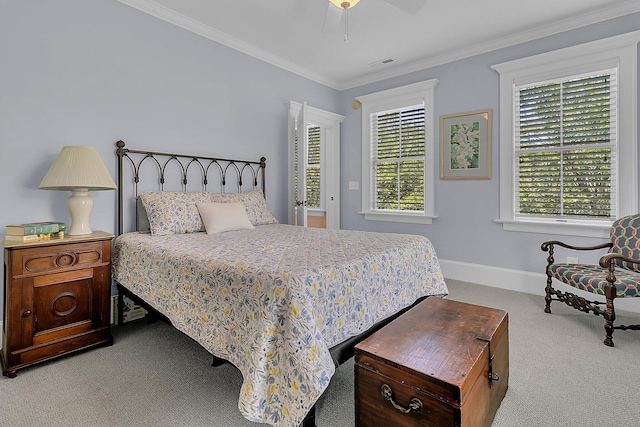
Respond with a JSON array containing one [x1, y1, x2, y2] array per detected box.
[[450, 121, 480, 170], [440, 109, 491, 179]]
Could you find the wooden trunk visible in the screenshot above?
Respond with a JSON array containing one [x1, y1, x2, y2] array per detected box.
[[354, 297, 508, 427]]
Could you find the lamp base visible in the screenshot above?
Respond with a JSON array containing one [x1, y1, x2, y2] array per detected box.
[[67, 189, 94, 235]]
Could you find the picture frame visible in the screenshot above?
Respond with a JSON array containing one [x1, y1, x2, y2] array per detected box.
[[440, 109, 492, 179]]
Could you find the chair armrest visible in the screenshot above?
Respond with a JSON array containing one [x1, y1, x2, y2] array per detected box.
[[541, 240, 612, 253], [599, 253, 640, 269]]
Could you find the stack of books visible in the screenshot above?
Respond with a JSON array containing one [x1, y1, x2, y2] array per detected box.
[[4, 221, 67, 242]]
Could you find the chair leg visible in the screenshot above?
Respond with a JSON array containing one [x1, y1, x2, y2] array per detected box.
[[543, 245, 555, 314], [603, 282, 617, 347], [544, 273, 554, 314]]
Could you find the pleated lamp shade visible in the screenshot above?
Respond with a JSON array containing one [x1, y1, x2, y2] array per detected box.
[[39, 146, 116, 235]]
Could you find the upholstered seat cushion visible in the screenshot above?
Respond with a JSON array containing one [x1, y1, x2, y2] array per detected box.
[[549, 263, 640, 298]]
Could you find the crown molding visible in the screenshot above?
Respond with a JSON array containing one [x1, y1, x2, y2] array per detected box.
[[118, 0, 640, 91], [117, 0, 341, 89], [338, 0, 640, 89]]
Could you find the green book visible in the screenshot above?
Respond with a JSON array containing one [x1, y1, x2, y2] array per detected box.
[[5, 221, 66, 236], [42, 221, 66, 232]]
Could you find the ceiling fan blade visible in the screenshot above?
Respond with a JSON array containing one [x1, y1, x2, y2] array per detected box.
[[384, 0, 427, 14], [322, 2, 343, 33]]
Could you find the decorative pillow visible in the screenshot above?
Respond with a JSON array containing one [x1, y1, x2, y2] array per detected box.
[[136, 196, 151, 233], [196, 201, 254, 234], [209, 189, 278, 226], [139, 192, 211, 236]]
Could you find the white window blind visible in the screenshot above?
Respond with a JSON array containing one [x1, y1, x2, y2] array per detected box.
[[306, 125, 321, 208], [371, 104, 425, 212], [515, 69, 617, 220]]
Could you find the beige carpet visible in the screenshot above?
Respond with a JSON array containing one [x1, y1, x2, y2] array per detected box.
[[1, 279, 639, 426]]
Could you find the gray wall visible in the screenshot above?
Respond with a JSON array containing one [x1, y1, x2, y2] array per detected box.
[[1, 0, 639, 316], [339, 13, 640, 273], [1, 0, 340, 226]]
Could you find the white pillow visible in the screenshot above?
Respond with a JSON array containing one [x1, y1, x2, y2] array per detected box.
[[209, 189, 278, 226], [196, 201, 255, 234]]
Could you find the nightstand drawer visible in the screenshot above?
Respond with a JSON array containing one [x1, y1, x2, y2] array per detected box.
[[17, 241, 106, 277]]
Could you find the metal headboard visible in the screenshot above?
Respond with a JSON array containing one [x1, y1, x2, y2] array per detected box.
[[115, 140, 266, 236]]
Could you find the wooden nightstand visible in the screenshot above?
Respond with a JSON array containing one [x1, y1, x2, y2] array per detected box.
[[1, 231, 114, 377]]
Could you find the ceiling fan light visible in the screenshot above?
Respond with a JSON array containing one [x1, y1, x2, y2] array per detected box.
[[328, 0, 361, 9]]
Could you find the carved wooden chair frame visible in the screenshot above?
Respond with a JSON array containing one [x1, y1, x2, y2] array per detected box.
[[541, 214, 640, 346]]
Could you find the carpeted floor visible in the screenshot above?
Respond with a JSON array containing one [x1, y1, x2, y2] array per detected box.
[[1, 279, 639, 426]]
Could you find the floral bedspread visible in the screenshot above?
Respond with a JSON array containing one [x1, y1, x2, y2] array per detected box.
[[112, 224, 447, 427]]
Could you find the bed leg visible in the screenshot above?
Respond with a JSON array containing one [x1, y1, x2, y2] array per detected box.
[[146, 311, 158, 323], [211, 355, 226, 367], [117, 286, 124, 326], [300, 405, 316, 427]]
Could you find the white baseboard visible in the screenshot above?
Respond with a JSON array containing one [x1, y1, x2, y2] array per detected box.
[[439, 259, 640, 314]]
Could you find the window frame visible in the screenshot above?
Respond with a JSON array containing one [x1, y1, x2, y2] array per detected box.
[[492, 31, 639, 238], [356, 79, 439, 224]]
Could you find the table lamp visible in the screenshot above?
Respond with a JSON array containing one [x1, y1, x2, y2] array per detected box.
[[39, 146, 117, 235]]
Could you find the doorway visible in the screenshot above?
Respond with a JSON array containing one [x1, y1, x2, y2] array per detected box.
[[287, 101, 344, 229]]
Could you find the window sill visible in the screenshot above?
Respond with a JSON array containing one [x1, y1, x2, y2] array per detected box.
[[494, 218, 612, 238], [360, 211, 437, 225]]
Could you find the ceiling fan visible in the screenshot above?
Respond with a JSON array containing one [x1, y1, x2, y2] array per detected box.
[[325, 0, 427, 42]]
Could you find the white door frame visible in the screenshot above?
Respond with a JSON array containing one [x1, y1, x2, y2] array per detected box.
[[287, 101, 344, 229]]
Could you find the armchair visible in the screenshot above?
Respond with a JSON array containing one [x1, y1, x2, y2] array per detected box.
[[541, 214, 640, 346]]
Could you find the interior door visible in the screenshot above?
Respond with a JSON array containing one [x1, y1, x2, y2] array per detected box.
[[295, 102, 308, 227]]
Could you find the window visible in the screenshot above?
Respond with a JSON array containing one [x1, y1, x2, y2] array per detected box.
[[292, 124, 322, 208], [493, 31, 639, 238], [516, 71, 616, 218], [306, 125, 321, 208], [357, 79, 438, 224], [373, 106, 425, 211]]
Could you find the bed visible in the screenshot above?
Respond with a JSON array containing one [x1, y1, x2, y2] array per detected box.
[[111, 140, 448, 427]]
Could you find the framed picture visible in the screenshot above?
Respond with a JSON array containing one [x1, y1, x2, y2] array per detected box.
[[440, 109, 492, 179]]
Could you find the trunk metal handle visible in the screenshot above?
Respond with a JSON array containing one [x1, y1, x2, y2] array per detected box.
[[380, 383, 424, 415]]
